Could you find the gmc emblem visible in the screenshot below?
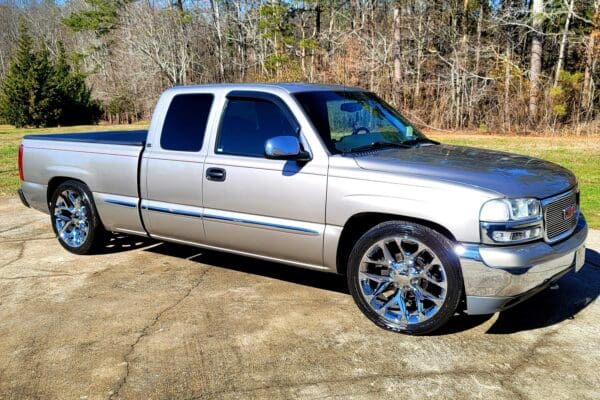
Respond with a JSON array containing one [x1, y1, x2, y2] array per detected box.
[[562, 204, 577, 220]]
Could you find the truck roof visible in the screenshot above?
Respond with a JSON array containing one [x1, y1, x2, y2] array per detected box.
[[165, 82, 364, 94]]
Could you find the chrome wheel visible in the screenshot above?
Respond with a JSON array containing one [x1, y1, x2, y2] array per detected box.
[[358, 236, 448, 327], [53, 189, 89, 248]]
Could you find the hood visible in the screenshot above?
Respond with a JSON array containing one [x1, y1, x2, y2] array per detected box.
[[353, 144, 576, 198]]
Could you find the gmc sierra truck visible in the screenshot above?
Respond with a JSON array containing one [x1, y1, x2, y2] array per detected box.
[[17, 83, 587, 334]]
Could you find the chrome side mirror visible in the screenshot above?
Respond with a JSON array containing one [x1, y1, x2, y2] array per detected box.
[[265, 136, 311, 162]]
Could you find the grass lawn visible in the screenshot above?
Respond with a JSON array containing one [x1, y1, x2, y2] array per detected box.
[[1, 124, 598, 228]]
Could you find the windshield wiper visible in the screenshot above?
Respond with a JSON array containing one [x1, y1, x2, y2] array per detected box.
[[343, 137, 439, 154], [401, 137, 439, 147], [344, 141, 410, 153]]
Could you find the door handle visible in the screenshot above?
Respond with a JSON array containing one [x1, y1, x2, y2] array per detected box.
[[206, 167, 226, 182]]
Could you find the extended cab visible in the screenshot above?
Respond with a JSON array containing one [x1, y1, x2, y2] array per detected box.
[[18, 84, 587, 334]]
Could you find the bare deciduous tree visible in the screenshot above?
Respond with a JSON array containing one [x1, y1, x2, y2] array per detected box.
[[0, 0, 597, 132]]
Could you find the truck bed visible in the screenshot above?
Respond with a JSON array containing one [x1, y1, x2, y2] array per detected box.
[[20, 129, 147, 230], [23, 130, 148, 146]]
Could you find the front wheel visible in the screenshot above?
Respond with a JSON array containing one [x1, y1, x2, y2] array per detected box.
[[347, 221, 463, 335], [50, 180, 107, 255]]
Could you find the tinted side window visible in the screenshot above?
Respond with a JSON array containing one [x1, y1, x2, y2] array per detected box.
[[216, 98, 296, 157], [160, 93, 213, 152]]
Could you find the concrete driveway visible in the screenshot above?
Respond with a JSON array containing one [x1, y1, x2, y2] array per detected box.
[[1, 196, 599, 400]]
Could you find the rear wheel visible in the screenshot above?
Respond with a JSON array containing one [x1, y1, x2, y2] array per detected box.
[[347, 221, 462, 335], [50, 180, 107, 255]]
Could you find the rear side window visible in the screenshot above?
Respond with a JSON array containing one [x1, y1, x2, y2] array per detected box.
[[216, 98, 296, 157], [160, 93, 213, 152]]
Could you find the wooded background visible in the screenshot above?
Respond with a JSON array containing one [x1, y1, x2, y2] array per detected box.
[[0, 0, 598, 132]]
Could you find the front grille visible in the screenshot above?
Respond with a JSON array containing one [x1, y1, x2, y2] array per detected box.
[[543, 190, 578, 242]]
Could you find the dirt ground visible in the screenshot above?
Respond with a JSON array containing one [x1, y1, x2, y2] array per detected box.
[[1, 196, 599, 400]]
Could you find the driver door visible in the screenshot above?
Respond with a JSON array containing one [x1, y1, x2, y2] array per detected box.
[[202, 91, 328, 267]]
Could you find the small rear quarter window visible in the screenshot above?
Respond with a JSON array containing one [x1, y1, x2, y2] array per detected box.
[[160, 93, 213, 152]]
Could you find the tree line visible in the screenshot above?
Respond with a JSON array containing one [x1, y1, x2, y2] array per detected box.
[[0, 0, 598, 132]]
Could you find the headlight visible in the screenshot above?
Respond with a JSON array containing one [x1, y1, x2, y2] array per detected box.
[[480, 198, 543, 244], [480, 198, 541, 222]]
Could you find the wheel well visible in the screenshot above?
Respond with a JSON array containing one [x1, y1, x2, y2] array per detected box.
[[335, 212, 457, 275], [46, 177, 86, 210]]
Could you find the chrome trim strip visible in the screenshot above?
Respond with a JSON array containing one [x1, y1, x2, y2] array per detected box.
[[141, 201, 320, 235], [142, 203, 203, 218], [112, 227, 148, 236], [203, 213, 320, 235], [104, 198, 137, 208]]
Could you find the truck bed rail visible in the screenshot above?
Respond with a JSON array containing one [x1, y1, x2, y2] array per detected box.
[[23, 130, 148, 146]]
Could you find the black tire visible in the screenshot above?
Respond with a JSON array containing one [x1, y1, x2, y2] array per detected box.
[[347, 220, 463, 335], [50, 180, 108, 255]]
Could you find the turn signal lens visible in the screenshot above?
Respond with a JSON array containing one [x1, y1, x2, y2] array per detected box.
[[491, 227, 542, 243]]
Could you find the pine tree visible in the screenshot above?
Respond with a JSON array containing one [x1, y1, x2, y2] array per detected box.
[[0, 21, 35, 127], [64, 0, 133, 36], [30, 46, 60, 127], [0, 21, 59, 128], [53, 43, 102, 125]]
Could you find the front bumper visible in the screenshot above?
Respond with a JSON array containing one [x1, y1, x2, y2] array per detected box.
[[459, 215, 588, 315]]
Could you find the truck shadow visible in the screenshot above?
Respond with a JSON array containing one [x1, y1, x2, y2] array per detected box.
[[103, 234, 600, 335], [145, 241, 349, 294], [95, 233, 157, 254]]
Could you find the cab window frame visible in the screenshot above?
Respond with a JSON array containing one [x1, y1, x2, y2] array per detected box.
[[159, 92, 214, 153], [215, 91, 301, 159]]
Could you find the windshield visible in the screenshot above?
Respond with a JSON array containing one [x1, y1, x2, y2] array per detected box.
[[294, 90, 430, 154]]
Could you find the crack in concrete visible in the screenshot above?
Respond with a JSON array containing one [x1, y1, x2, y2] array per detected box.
[[0, 236, 55, 244], [0, 272, 88, 280], [108, 267, 211, 400], [0, 220, 41, 234], [30, 268, 73, 274], [0, 241, 27, 306], [0, 241, 24, 270], [187, 320, 570, 400], [495, 326, 563, 400]]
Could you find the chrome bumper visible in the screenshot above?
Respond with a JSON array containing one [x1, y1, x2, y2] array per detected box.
[[459, 215, 588, 315]]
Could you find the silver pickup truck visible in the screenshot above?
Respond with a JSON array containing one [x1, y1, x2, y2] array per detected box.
[[17, 83, 587, 334]]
